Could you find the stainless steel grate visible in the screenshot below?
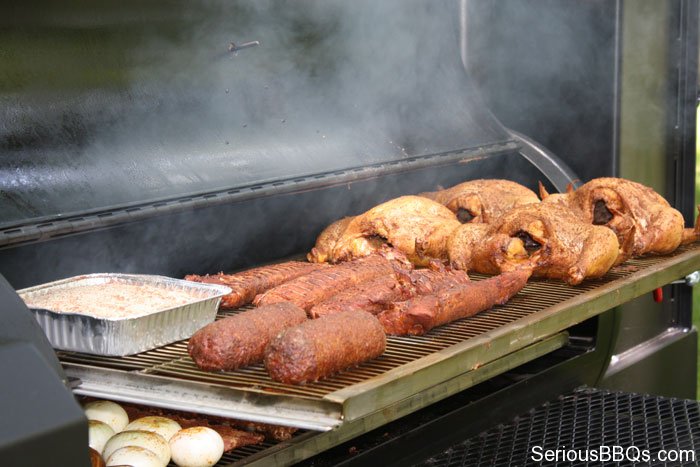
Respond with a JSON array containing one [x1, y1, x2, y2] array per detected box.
[[60, 294, 546, 396], [58, 249, 683, 399], [201, 436, 303, 467], [60, 244, 700, 434], [162, 437, 298, 467]]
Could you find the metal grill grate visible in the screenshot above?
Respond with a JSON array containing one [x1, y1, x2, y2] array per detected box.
[[58, 245, 697, 402], [421, 387, 700, 467], [190, 436, 301, 467], [58, 278, 599, 396], [161, 437, 296, 467]]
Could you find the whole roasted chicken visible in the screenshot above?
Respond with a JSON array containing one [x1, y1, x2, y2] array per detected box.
[[540, 177, 700, 258], [448, 203, 620, 285], [310, 196, 461, 266], [420, 179, 540, 223]]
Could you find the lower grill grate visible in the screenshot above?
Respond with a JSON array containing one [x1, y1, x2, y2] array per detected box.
[[421, 387, 700, 467], [163, 438, 288, 467], [208, 438, 297, 467]]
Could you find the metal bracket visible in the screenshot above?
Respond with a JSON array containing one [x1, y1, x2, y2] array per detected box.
[[670, 270, 700, 286], [507, 129, 581, 193], [65, 364, 343, 431]]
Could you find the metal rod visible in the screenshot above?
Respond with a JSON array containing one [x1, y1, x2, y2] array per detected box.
[[228, 41, 260, 53]]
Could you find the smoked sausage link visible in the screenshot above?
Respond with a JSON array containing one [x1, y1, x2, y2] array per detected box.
[[264, 311, 386, 384], [188, 302, 307, 371]]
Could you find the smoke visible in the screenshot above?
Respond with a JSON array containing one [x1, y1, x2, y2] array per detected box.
[[2, 0, 512, 228], [1, 0, 541, 281], [463, 0, 622, 182], [99, 0, 487, 171]]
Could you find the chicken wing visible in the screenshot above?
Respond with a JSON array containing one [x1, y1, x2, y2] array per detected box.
[[540, 177, 699, 257], [448, 203, 620, 285], [307, 217, 355, 263], [420, 179, 539, 223], [321, 196, 461, 266]]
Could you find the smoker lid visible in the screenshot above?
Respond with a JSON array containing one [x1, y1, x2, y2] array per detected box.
[[0, 0, 512, 229]]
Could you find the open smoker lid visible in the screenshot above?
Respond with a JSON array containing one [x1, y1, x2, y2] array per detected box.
[[0, 0, 514, 230]]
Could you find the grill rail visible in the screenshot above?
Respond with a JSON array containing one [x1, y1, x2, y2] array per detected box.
[[62, 245, 700, 432]]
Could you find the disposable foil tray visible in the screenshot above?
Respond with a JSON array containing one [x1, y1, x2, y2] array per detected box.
[[19, 273, 231, 356]]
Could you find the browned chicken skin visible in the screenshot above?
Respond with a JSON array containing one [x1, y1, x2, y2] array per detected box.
[[540, 177, 700, 258], [420, 179, 540, 223], [307, 217, 355, 263], [310, 180, 538, 262], [320, 196, 462, 266], [448, 203, 620, 285]]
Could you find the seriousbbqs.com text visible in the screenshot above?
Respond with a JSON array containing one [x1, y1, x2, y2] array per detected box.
[[531, 445, 696, 463]]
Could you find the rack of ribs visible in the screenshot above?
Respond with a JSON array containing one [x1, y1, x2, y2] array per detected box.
[[308, 264, 470, 319], [254, 248, 413, 312], [185, 261, 325, 308], [377, 270, 531, 335]]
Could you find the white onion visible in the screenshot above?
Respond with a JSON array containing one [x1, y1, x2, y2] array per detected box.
[[105, 445, 163, 467], [84, 401, 129, 433], [88, 420, 115, 454], [169, 427, 224, 467], [125, 416, 182, 441], [102, 430, 170, 466]]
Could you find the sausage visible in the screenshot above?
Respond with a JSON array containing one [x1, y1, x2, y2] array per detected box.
[[187, 302, 307, 371], [185, 262, 324, 309], [254, 250, 411, 311], [264, 311, 387, 384], [378, 270, 530, 335]]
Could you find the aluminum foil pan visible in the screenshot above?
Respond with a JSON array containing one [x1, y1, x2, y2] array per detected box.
[[18, 274, 231, 356]]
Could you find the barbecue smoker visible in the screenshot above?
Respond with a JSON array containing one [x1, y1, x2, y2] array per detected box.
[[1, 1, 698, 465]]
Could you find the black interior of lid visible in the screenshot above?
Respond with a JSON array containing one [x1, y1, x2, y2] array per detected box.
[[0, 0, 512, 228]]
